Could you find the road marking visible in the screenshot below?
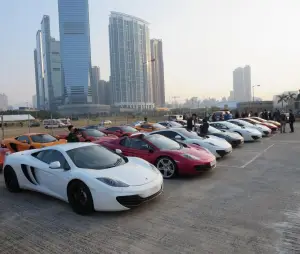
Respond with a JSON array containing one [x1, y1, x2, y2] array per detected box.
[[217, 164, 241, 168], [240, 144, 275, 168]]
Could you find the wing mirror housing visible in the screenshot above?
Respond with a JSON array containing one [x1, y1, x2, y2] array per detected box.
[[49, 161, 61, 169], [115, 149, 122, 154], [175, 135, 181, 140]]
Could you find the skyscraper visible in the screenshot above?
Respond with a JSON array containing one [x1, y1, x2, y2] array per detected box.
[[36, 30, 45, 109], [151, 39, 165, 107], [33, 49, 40, 109], [233, 65, 252, 102], [58, 0, 92, 105], [109, 12, 154, 110], [91, 66, 100, 104]]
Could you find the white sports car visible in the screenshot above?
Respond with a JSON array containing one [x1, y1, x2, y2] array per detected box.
[[210, 121, 262, 141], [3, 143, 163, 215], [150, 128, 232, 158], [227, 119, 271, 137]]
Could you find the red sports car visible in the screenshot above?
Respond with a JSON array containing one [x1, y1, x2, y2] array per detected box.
[[57, 128, 118, 144], [241, 118, 278, 132], [101, 125, 139, 137], [101, 133, 216, 178]]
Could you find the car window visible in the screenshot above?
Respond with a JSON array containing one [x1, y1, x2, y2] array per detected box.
[[16, 135, 31, 144], [106, 127, 119, 132], [130, 138, 150, 150], [33, 150, 70, 170], [120, 137, 131, 147], [83, 129, 105, 137], [31, 134, 57, 143], [145, 134, 181, 150], [120, 126, 138, 133], [154, 131, 181, 139], [140, 124, 152, 129]]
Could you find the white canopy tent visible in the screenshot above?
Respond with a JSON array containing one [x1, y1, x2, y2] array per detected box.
[[1, 114, 35, 122]]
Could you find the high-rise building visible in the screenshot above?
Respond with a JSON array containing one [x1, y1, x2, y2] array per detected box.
[[150, 39, 165, 107], [233, 65, 251, 102], [34, 15, 63, 111], [36, 30, 45, 109], [91, 66, 100, 104], [32, 95, 37, 109], [58, 0, 92, 105], [0, 94, 8, 111], [109, 12, 154, 110], [33, 49, 40, 109]]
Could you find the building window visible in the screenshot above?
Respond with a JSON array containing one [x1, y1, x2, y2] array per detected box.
[[53, 68, 60, 71]]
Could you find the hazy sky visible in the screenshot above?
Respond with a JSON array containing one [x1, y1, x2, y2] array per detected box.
[[1, 0, 300, 105]]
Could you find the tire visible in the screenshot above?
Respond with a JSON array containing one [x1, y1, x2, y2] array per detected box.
[[67, 180, 94, 215], [155, 156, 177, 179], [4, 166, 21, 193]]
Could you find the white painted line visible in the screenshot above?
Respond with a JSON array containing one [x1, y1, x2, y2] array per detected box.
[[217, 164, 241, 168], [240, 144, 275, 168]]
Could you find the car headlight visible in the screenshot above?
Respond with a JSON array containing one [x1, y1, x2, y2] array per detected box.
[[208, 142, 216, 146], [149, 163, 160, 174], [181, 154, 200, 160], [97, 177, 129, 187], [246, 130, 252, 133]]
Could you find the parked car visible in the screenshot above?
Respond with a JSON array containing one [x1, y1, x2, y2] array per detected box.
[[209, 111, 232, 121], [29, 121, 40, 127], [199, 125, 244, 147], [1, 133, 67, 153], [210, 121, 262, 141], [101, 125, 139, 137], [0, 148, 10, 173], [228, 119, 271, 137], [135, 123, 166, 132], [241, 118, 278, 132], [157, 121, 185, 128], [57, 128, 118, 143], [3, 143, 163, 214], [149, 128, 232, 158], [251, 117, 281, 128], [102, 133, 216, 178]]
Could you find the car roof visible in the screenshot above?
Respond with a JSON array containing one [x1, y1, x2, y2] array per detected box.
[[47, 142, 96, 152]]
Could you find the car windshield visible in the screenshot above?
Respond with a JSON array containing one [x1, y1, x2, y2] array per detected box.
[[120, 126, 138, 133], [67, 145, 125, 169], [245, 118, 260, 124], [31, 134, 57, 143], [145, 134, 181, 150], [222, 122, 242, 129], [83, 129, 105, 137], [168, 121, 182, 127], [152, 123, 166, 129], [208, 126, 221, 134], [173, 128, 202, 139], [237, 120, 253, 127]]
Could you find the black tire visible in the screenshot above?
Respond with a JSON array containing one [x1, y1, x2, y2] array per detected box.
[[155, 156, 178, 179], [67, 180, 94, 215], [4, 166, 21, 193]]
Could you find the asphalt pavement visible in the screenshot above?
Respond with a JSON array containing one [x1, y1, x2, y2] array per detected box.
[[1, 125, 300, 253]]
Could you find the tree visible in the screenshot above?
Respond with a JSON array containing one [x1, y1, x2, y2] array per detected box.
[[287, 92, 296, 108], [277, 94, 288, 108]]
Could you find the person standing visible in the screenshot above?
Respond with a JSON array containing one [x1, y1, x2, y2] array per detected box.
[[200, 118, 209, 137], [289, 109, 295, 133], [235, 111, 240, 119], [224, 111, 230, 121], [280, 111, 287, 133], [186, 114, 195, 131], [67, 125, 80, 142]]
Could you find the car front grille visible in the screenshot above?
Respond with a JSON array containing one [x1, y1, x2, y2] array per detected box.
[[116, 186, 163, 208], [216, 150, 230, 157], [263, 131, 269, 135], [251, 135, 260, 140], [231, 139, 243, 146]]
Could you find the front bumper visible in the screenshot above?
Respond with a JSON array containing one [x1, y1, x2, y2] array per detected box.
[[216, 147, 233, 157], [91, 174, 163, 211], [176, 158, 216, 175], [251, 135, 261, 140], [231, 139, 244, 148]]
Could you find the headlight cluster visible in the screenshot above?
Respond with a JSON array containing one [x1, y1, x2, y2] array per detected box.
[[181, 154, 200, 160], [97, 177, 129, 187], [208, 142, 216, 146], [149, 163, 160, 174]]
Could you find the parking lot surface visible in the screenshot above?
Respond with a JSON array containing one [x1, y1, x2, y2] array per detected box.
[[1, 126, 300, 254]]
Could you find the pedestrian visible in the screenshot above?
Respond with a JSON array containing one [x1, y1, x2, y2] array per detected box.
[[67, 125, 80, 142], [224, 111, 230, 121], [186, 114, 194, 131], [254, 112, 258, 117], [273, 109, 280, 122], [249, 111, 253, 117], [268, 111, 273, 120], [262, 109, 268, 120], [289, 109, 295, 133], [144, 117, 148, 122], [280, 111, 287, 133], [235, 111, 240, 119], [200, 118, 209, 137]]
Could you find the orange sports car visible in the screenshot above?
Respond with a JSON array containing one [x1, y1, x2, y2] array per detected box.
[[134, 123, 166, 132], [1, 133, 67, 153], [0, 147, 10, 172]]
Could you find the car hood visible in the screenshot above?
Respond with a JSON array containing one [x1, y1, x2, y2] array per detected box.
[[256, 124, 271, 131], [188, 136, 231, 148], [213, 130, 242, 140], [82, 157, 159, 186], [162, 146, 215, 162], [240, 127, 262, 135]]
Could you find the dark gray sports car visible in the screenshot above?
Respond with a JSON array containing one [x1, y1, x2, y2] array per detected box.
[[199, 125, 244, 148]]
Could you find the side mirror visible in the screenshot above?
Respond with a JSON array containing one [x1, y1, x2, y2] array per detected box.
[[115, 149, 122, 154], [175, 135, 181, 140], [49, 161, 61, 169], [149, 148, 154, 153]]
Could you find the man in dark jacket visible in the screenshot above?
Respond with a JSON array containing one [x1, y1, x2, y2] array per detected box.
[[280, 112, 287, 133], [200, 118, 209, 136], [289, 109, 295, 133], [187, 114, 196, 131], [67, 125, 80, 142]]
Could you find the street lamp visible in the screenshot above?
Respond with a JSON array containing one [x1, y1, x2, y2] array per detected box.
[[252, 85, 260, 102], [142, 58, 155, 113]]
